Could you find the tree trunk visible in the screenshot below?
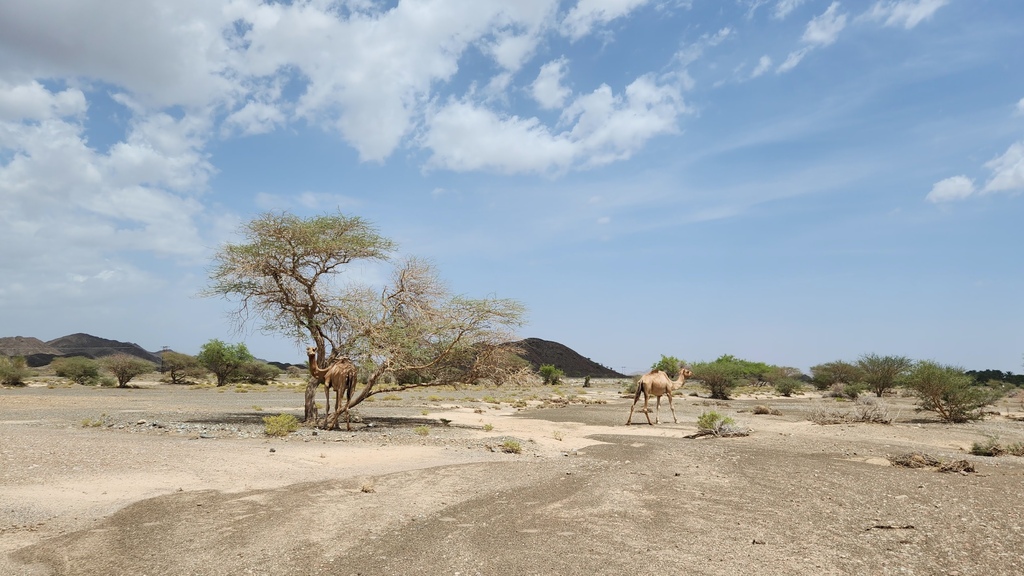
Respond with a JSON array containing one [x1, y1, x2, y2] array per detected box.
[[304, 379, 319, 423]]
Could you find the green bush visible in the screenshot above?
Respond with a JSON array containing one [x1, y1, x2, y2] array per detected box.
[[773, 378, 803, 397], [238, 361, 281, 384], [100, 354, 155, 387], [907, 361, 1000, 423], [52, 356, 100, 385], [539, 364, 563, 385], [0, 356, 31, 386], [697, 410, 735, 431], [263, 414, 299, 436], [691, 361, 741, 400], [809, 361, 863, 391], [650, 355, 684, 378], [501, 439, 522, 454]]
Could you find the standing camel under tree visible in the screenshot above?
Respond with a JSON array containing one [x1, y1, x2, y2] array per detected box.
[[306, 346, 358, 430], [626, 367, 694, 425]]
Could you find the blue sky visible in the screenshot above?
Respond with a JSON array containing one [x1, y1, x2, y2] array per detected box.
[[1, 0, 1022, 374]]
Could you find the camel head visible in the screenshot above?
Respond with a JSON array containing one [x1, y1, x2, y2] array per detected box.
[[679, 368, 693, 379], [306, 346, 316, 357]]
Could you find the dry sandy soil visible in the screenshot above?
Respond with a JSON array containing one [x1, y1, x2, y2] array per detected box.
[[2, 376, 1024, 576]]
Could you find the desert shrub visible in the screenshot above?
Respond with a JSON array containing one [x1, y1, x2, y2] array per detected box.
[[0, 356, 31, 386], [691, 361, 741, 400], [413, 425, 430, 436], [695, 411, 750, 437], [501, 439, 522, 454], [852, 397, 894, 424], [907, 361, 1001, 423], [753, 405, 781, 416], [482, 423, 494, 431], [161, 351, 206, 384], [825, 382, 864, 400], [52, 356, 100, 385], [970, 438, 1004, 457], [197, 339, 254, 386], [100, 354, 156, 388], [809, 360, 863, 391], [858, 353, 911, 398], [238, 360, 281, 384], [263, 414, 299, 436], [773, 378, 803, 397], [539, 364, 563, 385]]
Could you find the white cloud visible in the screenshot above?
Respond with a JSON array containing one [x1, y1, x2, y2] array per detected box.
[[982, 142, 1024, 193], [532, 58, 572, 109], [1015, 97, 1024, 115], [423, 74, 686, 173], [927, 141, 1024, 202], [674, 27, 732, 68], [751, 55, 773, 78], [560, 0, 651, 41], [863, 0, 948, 29], [926, 175, 975, 203], [773, 0, 808, 20], [802, 2, 847, 46], [777, 48, 809, 73]]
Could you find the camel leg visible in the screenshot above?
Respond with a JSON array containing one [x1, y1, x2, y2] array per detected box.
[[642, 393, 653, 425], [667, 392, 677, 423], [626, 385, 643, 425], [654, 396, 662, 424], [322, 385, 331, 429]]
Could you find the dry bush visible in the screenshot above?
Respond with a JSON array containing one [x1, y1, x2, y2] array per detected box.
[[888, 452, 941, 468], [753, 405, 782, 416], [810, 398, 894, 425]]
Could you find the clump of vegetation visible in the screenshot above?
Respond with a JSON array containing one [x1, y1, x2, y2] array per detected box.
[[888, 452, 976, 473], [650, 354, 685, 378], [773, 378, 803, 397], [809, 360, 863, 391], [263, 414, 299, 436], [691, 411, 750, 437], [238, 360, 281, 385], [858, 353, 912, 398], [753, 405, 781, 416], [100, 354, 155, 388], [52, 356, 101, 386], [906, 361, 1002, 423], [197, 340, 255, 386], [81, 414, 108, 427], [539, 364, 563, 385], [690, 360, 741, 400], [413, 425, 430, 436], [810, 398, 893, 425], [970, 438, 1024, 457], [482, 423, 494, 432], [160, 351, 207, 384], [824, 382, 865, 400], [501, 439, 522, 454], [0, 356, 31, 386]]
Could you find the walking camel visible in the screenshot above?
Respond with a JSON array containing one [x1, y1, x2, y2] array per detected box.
[[306, 346, 358, 430], [626, 367, 694, 425]]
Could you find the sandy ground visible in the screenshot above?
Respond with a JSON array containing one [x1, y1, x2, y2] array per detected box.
[[2, 378, 1024, 575]]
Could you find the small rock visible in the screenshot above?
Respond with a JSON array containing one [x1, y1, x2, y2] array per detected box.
[[269, 448, 276, 453]]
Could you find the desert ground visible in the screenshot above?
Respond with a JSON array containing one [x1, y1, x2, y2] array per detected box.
[[2, 376, 1024, 576]]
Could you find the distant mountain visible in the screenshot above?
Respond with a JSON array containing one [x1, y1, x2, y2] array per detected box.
[[511, 338, 626, 378], [46, 333, 162, 364], [0, 336, 62, 357]]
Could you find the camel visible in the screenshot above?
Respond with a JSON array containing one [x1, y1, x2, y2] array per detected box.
[[626, 367, 694, 425], [306, 346, 358, 430]]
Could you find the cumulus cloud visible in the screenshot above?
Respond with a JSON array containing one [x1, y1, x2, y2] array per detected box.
[[1015, 97, 1024, 115], [927, 141, 1024, 202], [560, 0, 651, 41], [863, 0, 949, 29], [532, 58, 572, 109], [422, 74, 686, 173]]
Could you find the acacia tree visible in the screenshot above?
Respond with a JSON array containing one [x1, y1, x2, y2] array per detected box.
[[907, 361, 1000, 422], [196, 339, 254, 386], [205, 211, 525, 424], [100, 354, 156, 388], [858, 353, 911, 397]]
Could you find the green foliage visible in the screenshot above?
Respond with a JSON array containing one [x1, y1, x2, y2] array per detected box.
[[697, 410, 735, 430], [237, 360, 281, 384], [713, 354, 773, 379], [413, 425, 430, 436], [965, 369, 1024, 387], [263, 414, 299, 436], [539, 364, 563, 385], [52, 356, 100, 386], [501, 439, 522, 454], [809, 361, 863, 391], [0, 356, 31, 386], [197, 339, 255, 386], [970, 438, 1004, 457], [100, 354, 156, 387], [161, 351, 205, 384], [690, 360, 742, 399], [650, 355, 684, 378], [858, 353, 911, 397], [907, 361, 1001, 423], [773, 378, 803, 397]]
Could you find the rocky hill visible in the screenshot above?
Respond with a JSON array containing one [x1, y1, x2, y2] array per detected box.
[[511, 338, 625, 378], [47, 333, 162, 364]]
